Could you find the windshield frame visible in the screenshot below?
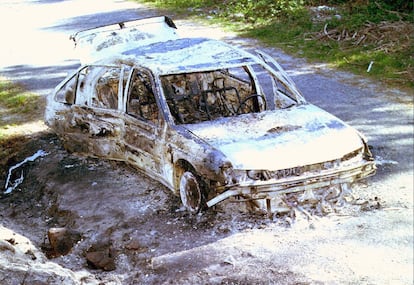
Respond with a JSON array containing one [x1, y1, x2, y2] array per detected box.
[[159, 62, 306, 125]]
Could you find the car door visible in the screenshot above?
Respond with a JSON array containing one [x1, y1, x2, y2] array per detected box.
[[53, 65, 129, 159], [123, 67, 166, 181]]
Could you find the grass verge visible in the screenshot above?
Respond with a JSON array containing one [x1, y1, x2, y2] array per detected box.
[[0, 78, 47, 173], [0, 79, 45, 134]]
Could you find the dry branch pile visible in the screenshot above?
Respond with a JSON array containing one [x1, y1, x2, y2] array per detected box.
[[311, 20, 413, 53]]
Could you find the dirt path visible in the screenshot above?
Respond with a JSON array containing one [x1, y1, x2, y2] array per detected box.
[[0, 1, 413, 284]]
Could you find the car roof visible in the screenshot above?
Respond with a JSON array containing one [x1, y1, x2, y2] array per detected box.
[[108, 37, 259, 75]]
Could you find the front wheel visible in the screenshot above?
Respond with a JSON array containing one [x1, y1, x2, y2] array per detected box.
[[179, 171, 204, 214]]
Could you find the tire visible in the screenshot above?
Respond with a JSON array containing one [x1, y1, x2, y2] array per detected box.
[[179, 171, 203, 214]]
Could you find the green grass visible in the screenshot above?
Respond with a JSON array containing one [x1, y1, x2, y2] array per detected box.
[[136, 0, 414, 91], [0, 79, 45, 139], [0, 81, 40, 114]]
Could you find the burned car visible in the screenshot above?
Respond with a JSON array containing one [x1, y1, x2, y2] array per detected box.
[[45, 16, 376, 214]]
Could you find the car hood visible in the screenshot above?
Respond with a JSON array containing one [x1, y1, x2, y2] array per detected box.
[[184, 104, 365, 170]]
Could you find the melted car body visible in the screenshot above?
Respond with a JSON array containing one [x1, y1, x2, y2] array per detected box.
[[45, 16, 376, 213]]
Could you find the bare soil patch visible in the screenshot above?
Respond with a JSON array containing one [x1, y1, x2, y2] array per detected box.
[[1, 128, 412, 284]]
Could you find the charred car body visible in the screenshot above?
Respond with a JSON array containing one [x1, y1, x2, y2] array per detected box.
[[45, 16, 376, 213]]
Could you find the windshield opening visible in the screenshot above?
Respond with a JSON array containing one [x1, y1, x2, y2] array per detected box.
[[161, 67, 266, 124]]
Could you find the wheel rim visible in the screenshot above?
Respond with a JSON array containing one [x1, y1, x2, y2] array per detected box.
[[179, 172, 202, 213]]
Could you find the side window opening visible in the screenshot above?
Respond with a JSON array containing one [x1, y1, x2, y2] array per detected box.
[[250, 63, 299, 110], [55, 74, 78, 104], [253, 51, 305, 108], [54, 66, 127, 109], [161, 67, 264, 125], [92, 68, 121, 109], [75, 66, 97, 106], [126, 69, 159, 124]]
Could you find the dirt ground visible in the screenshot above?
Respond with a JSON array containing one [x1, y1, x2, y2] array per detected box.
[[0, 0, 413, 284], [0, 126, 412, 284]]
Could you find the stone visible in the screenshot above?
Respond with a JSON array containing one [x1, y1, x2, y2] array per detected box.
[[47, 227, 81, 258]]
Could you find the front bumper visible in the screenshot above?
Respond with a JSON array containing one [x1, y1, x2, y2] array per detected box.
[[206, 160, 376, 207]]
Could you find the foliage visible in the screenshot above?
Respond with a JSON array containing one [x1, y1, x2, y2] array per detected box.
[[138, 0, 221, 9], [221, 0, 306, 23], [304, 0, 413, 13]]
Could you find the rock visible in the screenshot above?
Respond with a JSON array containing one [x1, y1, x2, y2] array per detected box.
[[46, 227, 82, 258], [0, 239, 15, 253], [86, 242, 116, 271], [125, 239, 148, 253], [0, 225, 97, 284]]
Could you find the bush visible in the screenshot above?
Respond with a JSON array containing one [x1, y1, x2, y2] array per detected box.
[[222, 0, 307, 23]]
